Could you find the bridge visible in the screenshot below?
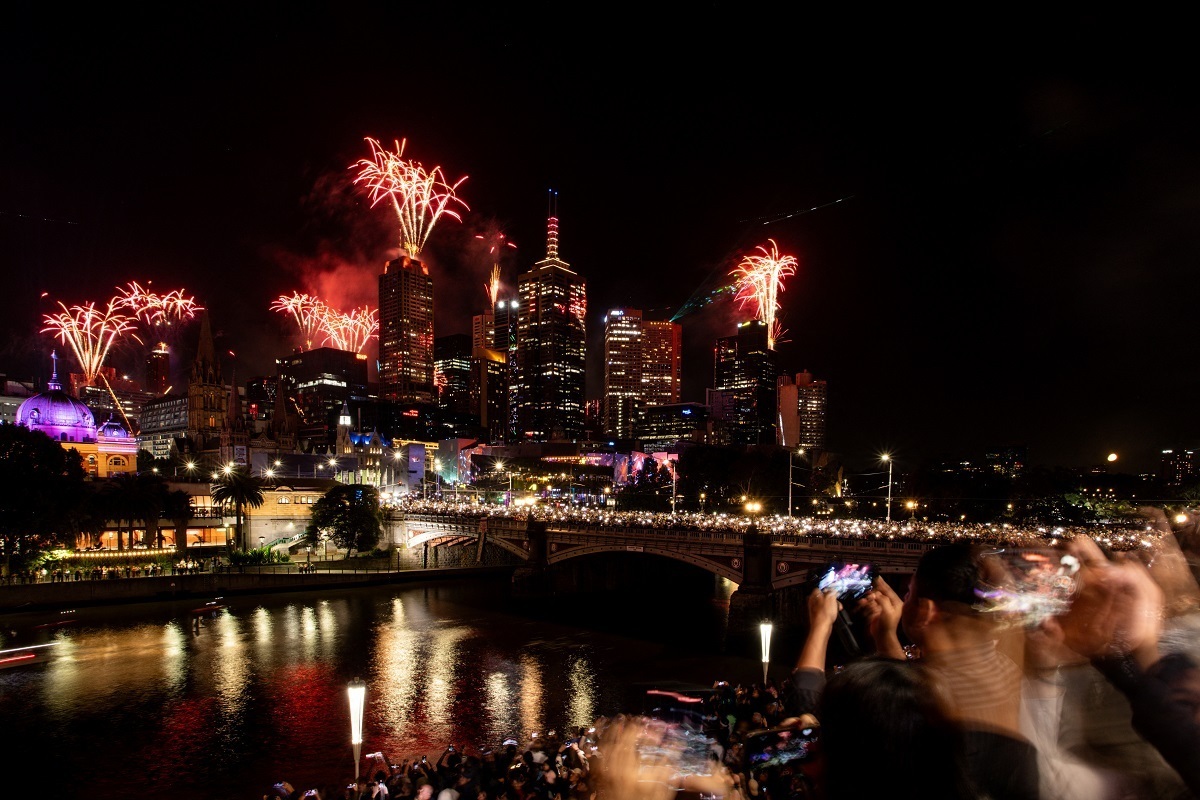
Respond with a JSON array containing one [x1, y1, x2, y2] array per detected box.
[[389, 511, 936, 592]]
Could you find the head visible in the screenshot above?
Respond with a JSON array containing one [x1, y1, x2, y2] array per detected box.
[[903, 541, 1000, 649], [818, 658, 975, 800], [417, 783, 434, 800]]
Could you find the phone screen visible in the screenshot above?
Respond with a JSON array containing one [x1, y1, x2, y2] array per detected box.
[[817, 562, 875, 601], [975, 548, 1080, 621], [746, 727, 820, 768]]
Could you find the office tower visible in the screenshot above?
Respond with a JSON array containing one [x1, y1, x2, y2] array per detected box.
[[642, 319, 682, 408], [493, 295, 518, 441], [146, 342, 170, 394], [470, 346, 507, 443], [712, 320, 778, 446], [1160, 449, 1198, 487], [378, 254, 435, 404], [638, 402, 711, 452], [603, 308, 643, 439], [471, 312, 494, 351], [434, 333, 472, 415], [777, 370, 827, 451], [245, 376, 277, 421], [512, 210, 587, 442]]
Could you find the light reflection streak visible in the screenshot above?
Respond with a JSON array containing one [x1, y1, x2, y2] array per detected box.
[[212, 612, 250, 715], [567, 657, 596, 730], [421, 626, 468, 741], [518, 654, 545, 737], [300, 606, 317, 661], [485, 669, 518, 738], [162, 621, 186, 692], [373, 598, 420, 739]]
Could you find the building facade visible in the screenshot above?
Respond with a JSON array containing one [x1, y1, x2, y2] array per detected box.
[[713, 320, 778, 446], [513, 212, 586, 442], [778, 370, 827, 452], [378, 255, 435, 405]]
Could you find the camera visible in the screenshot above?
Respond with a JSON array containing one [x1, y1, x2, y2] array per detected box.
[[447, 745, 456, 752], [976, 548, 1080, 622], [746, 726, 820, 768]]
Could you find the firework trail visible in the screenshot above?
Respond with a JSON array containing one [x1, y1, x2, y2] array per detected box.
[[319, 305, 378, 354], [352, 137, 468, 259], [41, 300, 141, 385], [731, 239, 797, 349], [271, 292, 327, 351], [474, 231, 516, 308]]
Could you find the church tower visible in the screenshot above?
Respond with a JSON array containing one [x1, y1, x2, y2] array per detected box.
[[187, 311, 226, 452], [219, 369, 250, 466]]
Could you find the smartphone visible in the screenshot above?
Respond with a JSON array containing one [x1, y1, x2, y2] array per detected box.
[[976, 548, 1080, 621], [635, 716, 715, 777], [815, 561, 876, 602], [745, 726, 820, 768]]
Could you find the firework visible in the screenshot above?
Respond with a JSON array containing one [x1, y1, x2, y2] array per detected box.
[[731, 239, 797, 349], [475, 231, 516, 308], [115, 281, 202, 329], [271, 292, 327, 351], [353, 137, 468, 258], [41, 300, 141, 385], [319, 305, 378, 354]]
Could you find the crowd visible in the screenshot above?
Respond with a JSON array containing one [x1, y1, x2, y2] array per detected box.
[[3, 558, 212, 584], [267, 505, 1200, 800], [387, 497, 1155, 552]]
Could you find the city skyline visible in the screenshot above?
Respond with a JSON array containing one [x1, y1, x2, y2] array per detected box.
[[3, 6, 1198, 471]]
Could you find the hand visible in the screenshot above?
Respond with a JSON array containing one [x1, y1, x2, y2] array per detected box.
[[807, 586, 841, 631], [1048, 536, 1164, 669], [858, 576, 902, 639]]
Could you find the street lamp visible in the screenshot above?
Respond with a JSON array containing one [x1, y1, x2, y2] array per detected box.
[[881, 454, 893, 523], [699, 492, 706, 513], [760, 622, 773, 685], [306, 545, 312, 564], [347, 678, 366, 780]]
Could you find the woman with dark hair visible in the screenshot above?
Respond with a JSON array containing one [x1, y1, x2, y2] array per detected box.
[[819, 658, 981, 799]]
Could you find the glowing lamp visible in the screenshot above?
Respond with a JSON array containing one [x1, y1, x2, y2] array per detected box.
[[348, 678, 366, 778], [760, 622, 773, 684]]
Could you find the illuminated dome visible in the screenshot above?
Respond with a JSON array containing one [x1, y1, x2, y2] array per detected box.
[[14, 351, 97, 444], [97, 416, 129, 440]]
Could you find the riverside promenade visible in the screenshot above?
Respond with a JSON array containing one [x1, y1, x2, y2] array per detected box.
[[0, 563, 515, 615]]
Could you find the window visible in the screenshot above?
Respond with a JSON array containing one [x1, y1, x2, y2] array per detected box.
[[109, 457, 126, 466], [277, 496, 291, 504]]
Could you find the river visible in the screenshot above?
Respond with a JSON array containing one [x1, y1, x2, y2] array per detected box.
[[0, 565, 799, 799]]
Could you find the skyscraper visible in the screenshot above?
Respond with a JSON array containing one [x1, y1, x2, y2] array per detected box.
[[434, 333, 472, 415], [146, 342, 170, 394], [513, 208, 586, 442], [378, 255, 435, 404], [603, 308, 643, 439], [777, 370, 827, 451], [642, 318, 681, 408], [712, 320, 777, 446]]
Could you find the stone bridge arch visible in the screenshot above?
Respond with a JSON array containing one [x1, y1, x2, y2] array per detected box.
[[545, 541, 744, 583]]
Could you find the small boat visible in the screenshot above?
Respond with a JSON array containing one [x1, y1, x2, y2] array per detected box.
[[0, 642, 59, 669], [32, 610, 77, 631]]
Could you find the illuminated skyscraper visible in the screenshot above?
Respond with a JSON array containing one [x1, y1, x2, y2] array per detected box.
[[378, 255, 435, 404], [434, 333, 472, 415], [471, 312, 494, 351], [642, 319, 681, 408], [513, 207, 586, 442], [712, 320, 777, 446], [146, 342, 170, 394], [603, 308, 643, 439], [777, 370, 827, 451]]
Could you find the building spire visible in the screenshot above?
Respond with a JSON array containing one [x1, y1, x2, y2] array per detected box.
[[48, 350, 62, 391], [226, 368, 244, 430], [546, 189, 559, 260]]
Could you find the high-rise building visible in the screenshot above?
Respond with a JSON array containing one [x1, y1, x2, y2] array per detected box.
[[493, 296, 519, 442], [1160, 449, 1198, 488], [471, 312, 494, 351], [470, 346, 507, 443], [603, 308, 643, 439], [637, 402, 711, 452], [434, 333, 472, 415], [378, 255, 435, 404], [146, 342, 170, 394], [642, 319, 682, 408], [778, 370, 827, 452], [712, 320, 777, 446], [512, 210, 587, 442], [276, 347, 371, 451]]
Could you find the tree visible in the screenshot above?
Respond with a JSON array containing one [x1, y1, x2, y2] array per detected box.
[[164, 489, 194, 554], [210, 468, 266, 550], [305, 484, 383, 556], [0, 424, 86, 574]]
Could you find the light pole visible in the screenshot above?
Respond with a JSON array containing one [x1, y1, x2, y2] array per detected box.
[[881, 454, 893, 523], [347, 678, 366, 780], [760, 622, 773, 685], [306, 545, 312, 564]]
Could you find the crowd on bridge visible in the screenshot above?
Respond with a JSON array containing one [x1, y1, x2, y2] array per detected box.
[[386, 497, 1156, 552], [265, 508, 1200, 800]]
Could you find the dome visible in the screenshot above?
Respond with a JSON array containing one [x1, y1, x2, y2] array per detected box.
[[16, 388, 97, 443], [97, 416, 129, 439], [15, 352, 96, 444]]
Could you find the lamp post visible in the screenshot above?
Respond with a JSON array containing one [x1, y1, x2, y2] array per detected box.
[[760, 622, 773, 685], [881, 454, 893, 524], [347, 678, 366, 780], [306, 545, 312, 564]]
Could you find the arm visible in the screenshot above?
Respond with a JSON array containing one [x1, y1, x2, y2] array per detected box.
[[796, 587, 839, 672]]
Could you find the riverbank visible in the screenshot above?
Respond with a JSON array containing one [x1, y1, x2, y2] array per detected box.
[[0, 565, 516, 614]]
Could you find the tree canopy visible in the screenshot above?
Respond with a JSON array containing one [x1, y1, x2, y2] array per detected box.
[[304, 484, 383, 555], [0, 424, 86, 573]]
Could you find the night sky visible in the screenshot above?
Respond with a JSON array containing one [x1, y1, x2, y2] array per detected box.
[[3, 5, 1198, 473]]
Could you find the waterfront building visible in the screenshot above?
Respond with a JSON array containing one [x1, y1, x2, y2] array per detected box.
[[513, 209, 587, 442], [378, 254, 435, 405]]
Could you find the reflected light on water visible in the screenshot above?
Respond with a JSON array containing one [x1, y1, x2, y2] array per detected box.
[[212, 611, 249, 716], [486, 669, 517, 739], [421, 626, 468, 742], [373, 598, 419, 741], [162, 621, 186, 692], [567, 656, 596, 730], [519, 653, 544, 737]]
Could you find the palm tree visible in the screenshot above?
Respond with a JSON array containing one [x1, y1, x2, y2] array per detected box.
[[131, 472, 169, 548], [164, 489, 195, 555], [210, 468, 266, 551], [100, 473, 141, 551]]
